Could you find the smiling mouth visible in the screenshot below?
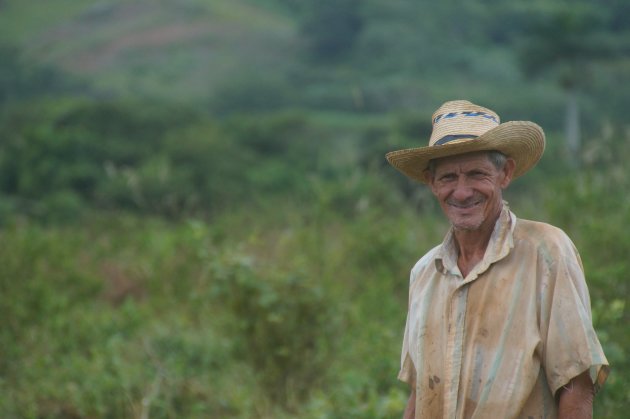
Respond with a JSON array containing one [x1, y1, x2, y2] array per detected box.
[[447, 199, 483, 210]]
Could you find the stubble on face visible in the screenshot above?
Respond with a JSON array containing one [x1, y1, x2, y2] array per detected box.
[[446, 194, 489, 231]]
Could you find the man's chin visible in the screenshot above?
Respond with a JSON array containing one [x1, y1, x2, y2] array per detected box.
[[452, 223, 482, 232], [449, 216, 483, 231]]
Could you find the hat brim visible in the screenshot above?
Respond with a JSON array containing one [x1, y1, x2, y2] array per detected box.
[[385, 121, 545, 183]]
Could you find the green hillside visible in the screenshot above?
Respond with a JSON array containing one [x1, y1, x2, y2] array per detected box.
[[2, 0, 627, 126], [1, 0, 297, 103]]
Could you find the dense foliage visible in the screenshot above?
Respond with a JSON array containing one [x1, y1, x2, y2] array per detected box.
[[0, 0, 628, 417]]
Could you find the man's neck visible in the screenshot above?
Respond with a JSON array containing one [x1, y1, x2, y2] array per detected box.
[[453, 211, 501, 278]]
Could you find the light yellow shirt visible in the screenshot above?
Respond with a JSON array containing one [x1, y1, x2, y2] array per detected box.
[[399, 203, 609, 419]]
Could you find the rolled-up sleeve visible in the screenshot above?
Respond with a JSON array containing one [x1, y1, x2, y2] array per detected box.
[[398, 312, 414, 384], [541, 234, 609, 396]]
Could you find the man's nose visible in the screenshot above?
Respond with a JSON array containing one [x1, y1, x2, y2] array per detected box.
[[452, 177, 474, 201]]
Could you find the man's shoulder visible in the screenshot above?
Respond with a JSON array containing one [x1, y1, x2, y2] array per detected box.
[[410, 245, 441, 277], [513, 217, 576, 251]]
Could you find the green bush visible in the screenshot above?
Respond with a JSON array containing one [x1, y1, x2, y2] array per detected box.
[[208, 247, 339, 407]]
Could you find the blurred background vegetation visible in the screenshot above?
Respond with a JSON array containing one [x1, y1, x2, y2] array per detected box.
[[0, 0, 628, 417]]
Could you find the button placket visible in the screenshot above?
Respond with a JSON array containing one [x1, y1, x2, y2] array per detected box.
[[443, 276, 470, 419]]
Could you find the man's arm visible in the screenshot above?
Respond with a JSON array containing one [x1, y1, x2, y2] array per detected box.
[[557, 370, 594, 419], [403, 387, 416, 419]]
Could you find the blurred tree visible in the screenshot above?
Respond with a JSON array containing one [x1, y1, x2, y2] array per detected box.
[[515, 2, 624, 166], [300, 0, 364, 61], [0, 44, 83, 106], [0, 99, 199, 219]]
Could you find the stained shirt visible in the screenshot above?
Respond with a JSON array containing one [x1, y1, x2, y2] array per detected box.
[[398, 203, 609, 419]]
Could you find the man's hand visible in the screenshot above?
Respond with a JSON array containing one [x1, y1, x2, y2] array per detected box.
[[403, 387, 416, 419], [558, 370, 594, 419]]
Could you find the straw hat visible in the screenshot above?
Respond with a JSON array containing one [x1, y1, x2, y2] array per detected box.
[[385, 100, 545, 183]]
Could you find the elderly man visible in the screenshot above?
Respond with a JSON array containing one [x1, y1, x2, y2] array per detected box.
[[386, 100, 609, 419]]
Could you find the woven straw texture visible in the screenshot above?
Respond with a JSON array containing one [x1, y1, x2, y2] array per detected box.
[[386, 100, 545, 183]]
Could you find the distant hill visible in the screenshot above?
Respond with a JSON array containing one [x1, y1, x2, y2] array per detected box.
[[1, 0, 629, 131], [0, 0, 298, 103]]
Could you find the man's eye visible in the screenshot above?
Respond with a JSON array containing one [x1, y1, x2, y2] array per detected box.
[[439, 174, 456, 182]]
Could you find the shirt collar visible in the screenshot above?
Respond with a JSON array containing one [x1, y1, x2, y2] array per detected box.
[[435, 201, 516, 278]]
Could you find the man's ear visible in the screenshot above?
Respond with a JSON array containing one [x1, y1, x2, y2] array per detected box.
[[423, 170, 437, 194], [500, 158, 516, 189]]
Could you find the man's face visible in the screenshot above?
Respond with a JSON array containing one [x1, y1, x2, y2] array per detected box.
[[425, 151, 515, 232]]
